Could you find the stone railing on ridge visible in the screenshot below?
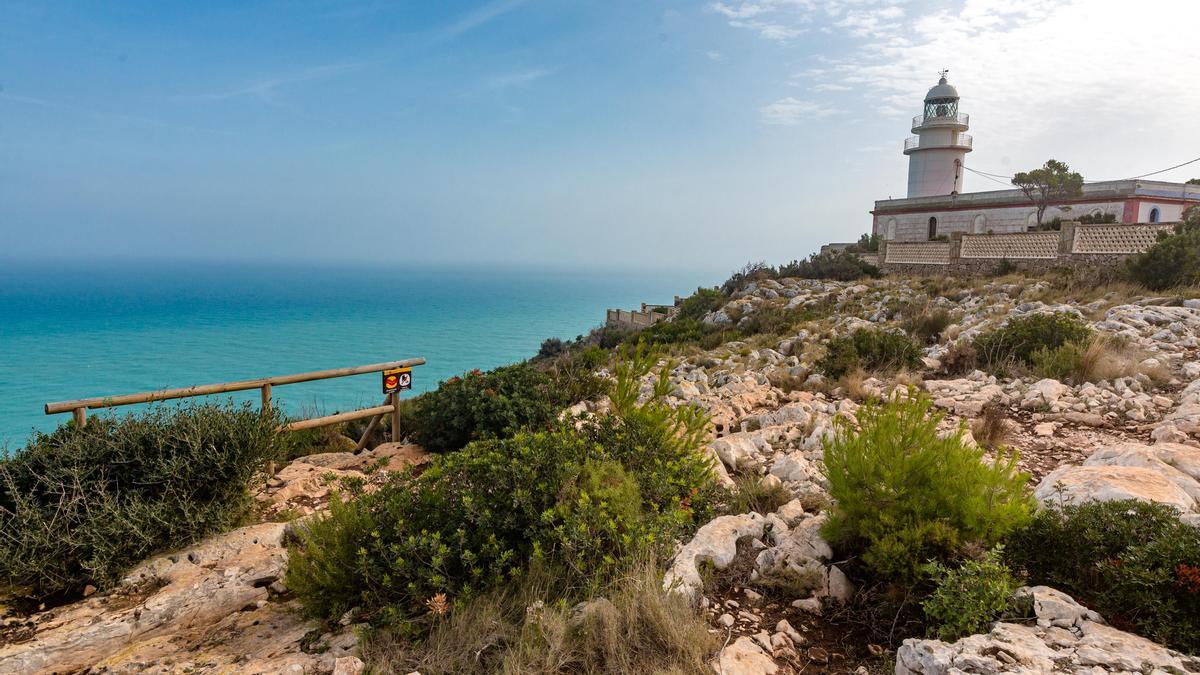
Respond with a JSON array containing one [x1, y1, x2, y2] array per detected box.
[[883, 241, 952, 265], [960, 231, 1059, 259], [1072, 223, 1175, 254], [877, 221, 1178, 273]]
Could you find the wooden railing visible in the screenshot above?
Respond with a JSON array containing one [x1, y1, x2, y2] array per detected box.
[[44, 358, 426, 451]]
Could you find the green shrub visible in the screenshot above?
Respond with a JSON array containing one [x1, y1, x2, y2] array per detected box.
[[401, 362, 601, 453], [822, 392, 1032, 582], [676, 287, 726, 321], [818, 329, 921, 379], [537, 337, 567, 359], [922, 547, 1021, 641], [1005, 500, 1200, 653], [1126, 211, 1200, 290], [1029, 342, 1082, 380], [972, 312, 1092, 373], [287, 346, 720, 621], [634, 317, 707, 346], [0, 403, 282, 604], [778, 251, 881, 281]]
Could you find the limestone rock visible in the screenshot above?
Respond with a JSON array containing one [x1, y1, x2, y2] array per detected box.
[[0, 522, 357, 675], [1034, 464, 1195, 513], [712, 636, 779, 675], [663, 513, 765, 600], [896, 589, 1199, 674]]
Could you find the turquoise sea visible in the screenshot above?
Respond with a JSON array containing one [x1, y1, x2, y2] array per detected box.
[[0, 261, 712, 449]]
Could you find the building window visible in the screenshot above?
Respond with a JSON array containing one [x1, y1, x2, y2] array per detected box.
[[928, 217, 938, 240], [972, 214, 986, 234], [886, 219, 897, 240], [1149, 207, 1160, 223]]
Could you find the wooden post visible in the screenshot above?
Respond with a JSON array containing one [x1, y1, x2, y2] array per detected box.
[[73, 407, 87, 428], [354, 413, 382, 453], [391, 391, 402, 443], [261, 383, 272, 411]]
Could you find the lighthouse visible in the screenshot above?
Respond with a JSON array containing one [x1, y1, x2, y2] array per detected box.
[[904, 71, 972, 198]]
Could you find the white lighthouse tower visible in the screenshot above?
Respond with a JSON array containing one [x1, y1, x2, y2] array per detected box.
[[904, 71, 972, 198]]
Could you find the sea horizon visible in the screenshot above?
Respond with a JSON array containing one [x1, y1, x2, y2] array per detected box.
[[0, 259, 722, 448]]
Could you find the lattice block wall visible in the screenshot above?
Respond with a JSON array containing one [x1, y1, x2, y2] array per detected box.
[[1072, 224, 1175, 254], [884, 241, 951, 265], [960, 232, 1058, 259]]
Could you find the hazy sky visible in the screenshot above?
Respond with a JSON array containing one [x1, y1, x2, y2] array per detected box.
[[4, 0, 1199, 271]]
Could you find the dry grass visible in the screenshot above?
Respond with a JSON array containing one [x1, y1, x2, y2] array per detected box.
[[726, 474, 794, 515], [362, 561, 716, 675], [971, 401, 1010, 450], [1043, 333, 1168, 385], [839, 368, 870, 401]]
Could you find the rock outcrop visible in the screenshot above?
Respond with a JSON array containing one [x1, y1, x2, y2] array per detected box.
[[896, 587, 1200, 674]]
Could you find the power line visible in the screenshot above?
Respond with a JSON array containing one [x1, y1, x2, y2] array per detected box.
[[964, 155, 1200, 186], [963, 166, 1014, 188], [1122, 155, 1200, 180]]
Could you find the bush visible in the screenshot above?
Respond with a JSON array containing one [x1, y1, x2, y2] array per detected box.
[[0, 403, 282, 604], [922, 547, 1020, 642], [400, 362, 602, 453], [778, 251, 881, 281], [822, 392, 1032, 582], [287, 346, 720, 621], [904, 307, 952, 345], [939, 341, 978, 376], [537, 337, 567, 359], [1005, 500, 1200, 653], [972, 312, 1092, 373], [818, 329, 921, 379], [1126, 210, 1200, 290], [634, 317, 707, 346], [675, 287, 726, 321]]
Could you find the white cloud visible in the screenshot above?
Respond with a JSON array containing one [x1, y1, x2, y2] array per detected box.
[[707, 50, 725, 61], [760, 97, 838, 125], [717, 0, 1200, 182]]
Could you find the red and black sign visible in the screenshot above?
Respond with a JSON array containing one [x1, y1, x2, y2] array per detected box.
[[383, 367, 413, 394]]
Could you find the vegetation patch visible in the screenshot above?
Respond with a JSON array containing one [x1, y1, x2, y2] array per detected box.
[[398, 360, 606, 453], [0, 403, 282, 605], [922, 547, 1021, 642], [1005, 500, 1200, 653], [818, 329, 921, 379], [1126, 207, 1200, 291], [822, 392, 1032, 583], [286, 347, 721, 622], [972, 312, 1092, 374]]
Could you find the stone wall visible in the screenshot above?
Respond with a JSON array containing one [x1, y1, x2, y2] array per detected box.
[[878, 222, 1173, 275]]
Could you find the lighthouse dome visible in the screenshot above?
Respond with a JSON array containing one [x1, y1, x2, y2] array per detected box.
[[924, 76, 958, 101]]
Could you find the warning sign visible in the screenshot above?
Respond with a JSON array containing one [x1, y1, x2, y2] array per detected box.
[[383, 367, 413, 394]]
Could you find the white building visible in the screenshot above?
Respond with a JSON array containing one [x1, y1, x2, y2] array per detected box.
[[872, 74, 1200, 242]]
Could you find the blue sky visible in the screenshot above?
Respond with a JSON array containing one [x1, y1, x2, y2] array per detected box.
[[4, 0, 1199, 271]]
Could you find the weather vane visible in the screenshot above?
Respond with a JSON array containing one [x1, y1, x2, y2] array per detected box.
[[939, 68, 949, 79]]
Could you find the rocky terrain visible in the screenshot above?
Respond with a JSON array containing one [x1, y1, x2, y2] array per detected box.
[[3, 275, 1199, 674]]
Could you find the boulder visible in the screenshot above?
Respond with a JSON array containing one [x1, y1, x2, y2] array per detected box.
[[0, 522, 356, 674], [896, 589, 1199, 674], [663, 513, 766, 600], [1034, 465, 1195, 514], [712, 636, 779, 674], [1081, 442, 1200, 503]]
